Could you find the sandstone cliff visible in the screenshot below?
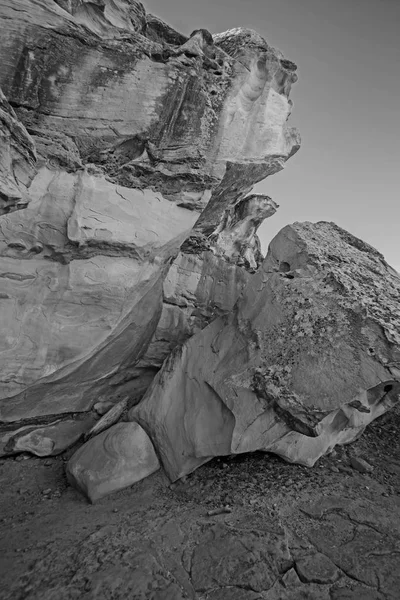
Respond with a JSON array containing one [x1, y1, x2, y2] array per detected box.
[[0, 1, 399, 500], [0, 0, 299, 434]]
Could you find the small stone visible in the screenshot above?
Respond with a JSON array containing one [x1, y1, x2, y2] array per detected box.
[[330, 466, 340, 473], [338, 464, 353, 475], [44, 460, 52, 466], [282, 567, 301, 588], [113, 508, 119, 513], [42, 488, 52, 495], [15, 454, 30, 462], [295, 553, 340, 584], [350, 456, 374, 474], [93, 401, 114, 415]]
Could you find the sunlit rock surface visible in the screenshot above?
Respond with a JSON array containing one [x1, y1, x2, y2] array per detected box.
[[0, 0, 300, 427], [132, 222, 400, 481]]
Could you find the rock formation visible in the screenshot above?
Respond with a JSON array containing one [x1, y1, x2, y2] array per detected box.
[[132, 221, 400, 481], [0, 88, 36, 215], [0, 1, 398, 501], [0, 0, 299, 434]]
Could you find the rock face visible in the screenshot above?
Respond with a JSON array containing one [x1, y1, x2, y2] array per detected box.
[[132, 221, 400, 481], [0, 88, 36, 215], [0, 0, 299, 432], [1, 2, 399, 500]]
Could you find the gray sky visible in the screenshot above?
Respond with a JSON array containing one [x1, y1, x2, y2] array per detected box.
[[145, 0, 399, 270]]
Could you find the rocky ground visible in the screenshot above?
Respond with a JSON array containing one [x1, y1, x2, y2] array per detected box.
[[1, 404, 399, 600]]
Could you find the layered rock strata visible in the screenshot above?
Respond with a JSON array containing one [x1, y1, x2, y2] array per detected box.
[[0, 0, 300, 444]]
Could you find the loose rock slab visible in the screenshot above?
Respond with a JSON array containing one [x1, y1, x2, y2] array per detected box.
[[66, 422, 160, 503]]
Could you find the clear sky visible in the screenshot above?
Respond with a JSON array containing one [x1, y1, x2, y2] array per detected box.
[[145, 0, 399, 270]]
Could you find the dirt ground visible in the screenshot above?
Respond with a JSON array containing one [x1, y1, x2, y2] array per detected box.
[[1, 404, 400, 600]]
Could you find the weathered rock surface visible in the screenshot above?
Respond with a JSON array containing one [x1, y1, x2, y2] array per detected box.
[[2, 1, 399, 514], [66, 422, 160, 502], [131, 192, 277, 385], [132, 221, 400, 481], [0, 0, 300, 428], [295, 553, 340, 584], [0, 413, 96, 456], [0, 88, 36, 215], [301, 494, 400, 597], [191, 519, 291, 594], [130, 250, 250, 388]]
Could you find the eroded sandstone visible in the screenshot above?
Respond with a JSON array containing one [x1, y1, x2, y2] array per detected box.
[[132, 221, 400, 481], [66, 421, 160, 502], [0, 88, 36, 215], [0, 0, 300, 434], [1, 1, 398, 514]]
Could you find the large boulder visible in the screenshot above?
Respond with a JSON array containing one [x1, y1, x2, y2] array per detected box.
[[66, 421, 160, 502], [0, 0, 300, 428], [132, 221, 400, 481]]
